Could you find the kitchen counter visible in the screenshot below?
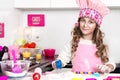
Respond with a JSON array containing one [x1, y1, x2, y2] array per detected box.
[[1, 55, 120, 80], [0, 55, 56, 79], [7, 68, 120, 80], [28, 55, 56, 72], [1, 65, 120, 80]]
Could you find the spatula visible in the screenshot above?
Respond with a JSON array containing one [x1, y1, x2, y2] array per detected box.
[[12, 49, 22, 73]]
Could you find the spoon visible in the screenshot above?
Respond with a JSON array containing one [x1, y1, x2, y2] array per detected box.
[[12, 49, 22, 73]]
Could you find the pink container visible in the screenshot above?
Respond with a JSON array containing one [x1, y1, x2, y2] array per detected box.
[[104, 76, 120, 80], [0, 76, 8, 80], [86, 78, 96, 80], [8, 46, 20, 59], [42, 49, 55, 57]]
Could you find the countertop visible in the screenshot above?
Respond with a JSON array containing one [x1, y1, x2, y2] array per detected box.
[[7, 68, 120, 80], [1, 56, 120, 80], [0, 55, 56, 80]]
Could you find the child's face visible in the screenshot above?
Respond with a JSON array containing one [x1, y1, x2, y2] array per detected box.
[[79, 17, 97, 38]]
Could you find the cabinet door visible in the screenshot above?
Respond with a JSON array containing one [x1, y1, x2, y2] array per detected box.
[[14, 0, 51, 8], [101, 0, 120, 7], [51, 0, 120, 8], [51, 0, 78, 8]]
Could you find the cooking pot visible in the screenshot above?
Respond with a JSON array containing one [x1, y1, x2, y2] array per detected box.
[[42, 49, 55, 57]]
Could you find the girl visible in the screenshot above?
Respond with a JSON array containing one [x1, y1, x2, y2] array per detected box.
[[52, 0, 116, 73]]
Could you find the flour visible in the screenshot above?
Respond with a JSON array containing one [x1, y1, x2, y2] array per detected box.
[[3, 71, 27, 77]]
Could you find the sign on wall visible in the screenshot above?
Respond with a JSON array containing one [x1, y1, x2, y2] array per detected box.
[[0, 23, 4, 38], [28, 14, 45, 27]]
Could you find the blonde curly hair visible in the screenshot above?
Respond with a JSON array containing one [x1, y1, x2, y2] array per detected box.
[[71, 18, 109, 63]]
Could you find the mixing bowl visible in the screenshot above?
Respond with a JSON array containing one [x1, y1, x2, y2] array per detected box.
[[1, 60, 31, 77]]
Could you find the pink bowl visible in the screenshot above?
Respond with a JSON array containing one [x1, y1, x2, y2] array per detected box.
[[42, 49, 55, 57]]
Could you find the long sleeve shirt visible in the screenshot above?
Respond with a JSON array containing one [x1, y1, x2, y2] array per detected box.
[[57, 38, 116, 70]]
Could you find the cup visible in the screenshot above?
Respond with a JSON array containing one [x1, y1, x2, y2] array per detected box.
[[55, 60, 62, 69], [36, 53, 42, 61], [22, 51, 31, 60]]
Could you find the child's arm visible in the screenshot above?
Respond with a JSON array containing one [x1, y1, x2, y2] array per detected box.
[[52, 43, 72, 69]]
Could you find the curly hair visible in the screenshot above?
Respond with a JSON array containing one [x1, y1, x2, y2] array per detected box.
[[71, 18, 109, 63]]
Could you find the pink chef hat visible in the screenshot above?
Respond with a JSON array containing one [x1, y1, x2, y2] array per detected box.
[[76, 0, 109, 25]]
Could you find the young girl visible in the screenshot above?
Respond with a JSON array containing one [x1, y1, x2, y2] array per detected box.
[[52, 0, 116, 73]]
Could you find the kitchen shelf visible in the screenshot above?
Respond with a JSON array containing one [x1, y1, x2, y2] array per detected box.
[[14, 0, 51, 9], [14, 0, 120, 10]]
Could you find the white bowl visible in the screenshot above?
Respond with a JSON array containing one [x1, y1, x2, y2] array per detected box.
[[1, 60, 31, 78], [19, 48, 40, 57]]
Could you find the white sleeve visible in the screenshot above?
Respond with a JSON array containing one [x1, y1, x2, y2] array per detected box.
[[106, 53, 116, 71], [57, 43, 72, 66]]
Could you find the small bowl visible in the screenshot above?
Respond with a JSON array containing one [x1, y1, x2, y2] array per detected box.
[[1, 60, 31, 78], [42, 49, 55, 57]]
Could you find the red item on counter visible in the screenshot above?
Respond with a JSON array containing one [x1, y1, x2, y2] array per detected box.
[[33, 72, 41, 80]]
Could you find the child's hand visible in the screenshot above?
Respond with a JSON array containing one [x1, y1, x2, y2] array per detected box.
[[52, 61, 56, 69], [52, 60, 63, 69], [97, 64, 113, 73]]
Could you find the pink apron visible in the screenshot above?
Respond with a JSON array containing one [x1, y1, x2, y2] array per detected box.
[[72, 43, 102, 72]]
